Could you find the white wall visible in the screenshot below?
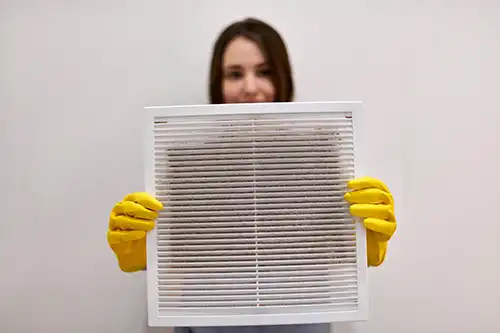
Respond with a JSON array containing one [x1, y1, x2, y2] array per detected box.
[[1, 1, 499, 333]]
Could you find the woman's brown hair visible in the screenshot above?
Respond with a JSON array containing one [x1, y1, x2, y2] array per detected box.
[[209, 17, 294, 104]]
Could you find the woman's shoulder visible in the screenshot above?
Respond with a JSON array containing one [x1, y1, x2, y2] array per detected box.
[[175, 323, 331, 333]]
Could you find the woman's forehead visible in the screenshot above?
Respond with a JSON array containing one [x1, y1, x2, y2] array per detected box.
[[223, 37, 266, 68]]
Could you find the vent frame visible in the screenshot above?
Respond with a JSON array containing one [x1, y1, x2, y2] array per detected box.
[[144, 101, 368, 327]]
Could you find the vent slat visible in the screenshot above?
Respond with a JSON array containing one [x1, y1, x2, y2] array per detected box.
[[157, 219, 354, 228], [159, 272, 357, 283], [159, 287, 356, 296], [156, 157, 353, 167], [157, 262, 357, 272], [157, 150, 354, 161], [153, 117, 352, 128], [163, 196, 348, 205], [159, 229, 354, 238], [154, 163, 354, 173], [153, 130, 352, 140], [158, 296, 357, 306], [158, 265, 357, 278], [158, 252, 356, 262], [159, 145, 353, 156], [159, 279, 357, 289], [157, 246, 355, 256], [156, 241, 355, 251]]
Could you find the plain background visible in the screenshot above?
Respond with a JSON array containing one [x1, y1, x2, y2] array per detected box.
[[1, 1, 500, 333]]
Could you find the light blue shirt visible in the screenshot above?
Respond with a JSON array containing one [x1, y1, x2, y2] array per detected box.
[[173, 323, 330, 333]]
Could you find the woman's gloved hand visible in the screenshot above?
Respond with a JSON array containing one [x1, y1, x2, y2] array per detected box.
[[344, 176, 397, 267], [107, 193, 163, 272]]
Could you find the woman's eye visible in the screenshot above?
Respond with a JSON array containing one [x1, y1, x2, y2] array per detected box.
[[258, 69, 272, 77], [226, 71, 243, 79]]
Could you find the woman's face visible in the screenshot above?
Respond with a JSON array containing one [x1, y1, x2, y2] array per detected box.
[[221, 37, 275, 103]]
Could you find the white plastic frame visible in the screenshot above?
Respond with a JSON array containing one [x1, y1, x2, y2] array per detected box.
[[143, 101, 368, 327]]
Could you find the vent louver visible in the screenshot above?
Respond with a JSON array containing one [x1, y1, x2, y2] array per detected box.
[[145, 102, 368, 327]]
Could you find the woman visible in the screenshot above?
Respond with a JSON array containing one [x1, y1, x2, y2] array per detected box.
[[107, 17, 397, 333]]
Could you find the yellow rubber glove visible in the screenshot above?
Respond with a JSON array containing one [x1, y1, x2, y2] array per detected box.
[[344, 176, 397, 267], [107, 193, 163, 272]]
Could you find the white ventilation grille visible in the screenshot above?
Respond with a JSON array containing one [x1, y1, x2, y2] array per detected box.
[[144, 102, 367, 327]]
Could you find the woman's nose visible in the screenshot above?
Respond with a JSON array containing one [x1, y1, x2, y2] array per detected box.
[[243, 74, 258, 95]]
